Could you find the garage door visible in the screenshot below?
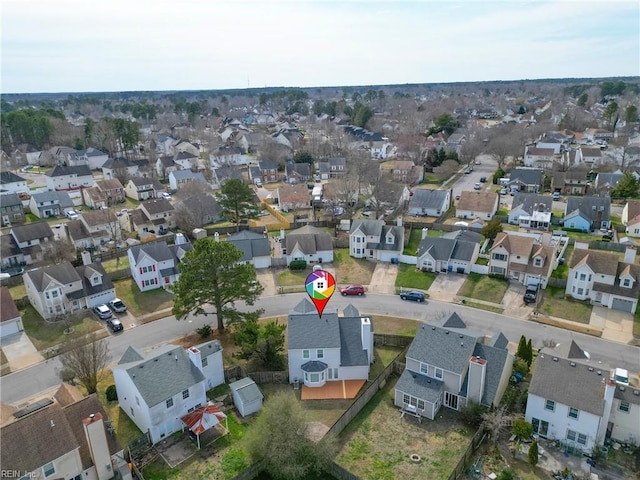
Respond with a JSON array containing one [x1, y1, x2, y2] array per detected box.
[[611, 298, 634, 313], [0, 320, 21, 338]]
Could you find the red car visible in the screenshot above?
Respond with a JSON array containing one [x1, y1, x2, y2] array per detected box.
[[340, 285, 365, 296]]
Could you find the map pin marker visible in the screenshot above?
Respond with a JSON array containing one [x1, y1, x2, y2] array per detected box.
[[305, 270, 336, 318]]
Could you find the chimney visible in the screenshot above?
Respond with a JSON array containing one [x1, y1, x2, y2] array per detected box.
[[623, 245, 637, 264], [396, 216, 403, 227], [174, 232, 186, 245], [188, 346, 203, 370], [467, 356, 487, 404], [360, 317, 374, 365], [280, 228, 285, 240], [81, 250, 92, 266], [83, 412, 112, 480], [422, 227, 428, 240], [597, 379, 617, 445]]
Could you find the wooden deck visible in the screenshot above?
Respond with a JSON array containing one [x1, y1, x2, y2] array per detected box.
[[301, 380, 366, 400]]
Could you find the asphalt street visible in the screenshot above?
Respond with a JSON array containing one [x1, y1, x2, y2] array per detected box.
[[1, 293, 637, 405]]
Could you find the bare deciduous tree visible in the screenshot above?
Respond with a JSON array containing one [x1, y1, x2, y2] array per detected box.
[[43, 239, 77, 265], [59, 332, 111, 394], [481, 406, 514, 444]]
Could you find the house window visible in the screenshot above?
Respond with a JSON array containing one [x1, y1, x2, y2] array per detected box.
[[568, 407, 579, 419], [434, 368, 443, 380], [534, 258, 542, 267], [577, 433, 587, 445], [310, 373, 319, 382], [577, 288, 583, 295], [622, 279, 630, 287], [580, 274, 586, 281], [166, 398, 173, 408], [619, 401, 630, 413], [130, 407, 134, 417], [491, 266, 505, 275], [420, 363, 428, 374], [545, 399, 555, 411], [492, 253, 506, 261], [182, 389, 190, 399], [202, 357, 208, 367], [303, 349, 310, 359], [356, 237, 361, 243], [43, 462, 55, 477], [316, 349, 324, 359], [402, 394, 425, 411]]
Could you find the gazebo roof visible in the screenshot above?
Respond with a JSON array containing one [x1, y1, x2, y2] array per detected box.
[[181, 402, 227, 436]]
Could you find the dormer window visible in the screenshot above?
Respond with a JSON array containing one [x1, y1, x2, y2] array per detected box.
[[622, 278, 631, 288], [534, 258, 542, 267], [386, 235, 394, 244]]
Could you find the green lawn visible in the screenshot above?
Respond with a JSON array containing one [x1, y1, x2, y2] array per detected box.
[[8, 283, 26, 300], [100, 255, 130, 272], [97, 373, 143, 448], [551, 245, 574, 280], [458, 273, 508, 304], [275, 269, 308, 287], [403, 228, 441, 255], [539, 287, 592, 324], [333, 249, 376, 285], [634, 307, 640, 339], [20, 304, 103, 351], [394, 263, 436, 291], [113, 278, 175, 316], [565, 230, 598, 241]]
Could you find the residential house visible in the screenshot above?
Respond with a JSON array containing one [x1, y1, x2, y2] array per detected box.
[[536, 133, 568, 153], [523, 146, 556, 169], [392, 160, 421, 185], [45, 165, 94, 191], [416, 230, 481, 274], [407, 189, 451, 217], [24, 262, 115, 319], [447, 133, 466, 147], [287, 299, 373, 389], [229, 377, 263, 417], [0, 286, 24, 338], [581, 147, 603, 166], [508, 193, 553, 231], [156, 155, 180, 180], [82, 178, 125, 209], [9, 222, 55, 264], [79, 210, 120, 245], [594, 172, 623, 196], [28, 191, 75, 219], [0, 193, 25, 226], [0, 392, 129, 480], [564, 196, 611, 232], [172, 138, 201, 157], [559, 149, 583, 169], [113, 341, 224, 444], [327, 157, 346, 178], [349, 219, 404, 262], [0, 171, 28, 195], [156, 133, 177, 155], [525, 340, 639, 453], [211, 165, 243, 189], [139, 198, 175, 232], [622, 201, 640, 238], [172, 151, 202, 171], [125, 177, 164, 201], [209, 146, 247, 168], [284, 225, 333, 266], [173, 193, 222, 227], [489, 231, 557, 288], [277, 184, 310, 213], [552, 170, 589, 196], [101, 157, 150, 180], [257, 161, 279, 183], [122, 209, 155, 237], [394, 314, 512, 420], [168, 169, 207, 191], [456, 191, 499, 220], [285, 162, 311, 184], [565, 246, 639, 313], [73, 147, 109, 170], [128, 239, 192, 291], [507, 168, 544, 194], [66, 220, 98, 249], [227, 230, 271, 269]]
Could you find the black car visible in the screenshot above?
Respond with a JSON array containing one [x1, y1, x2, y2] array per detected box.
[[399, 290, 426, 302], [523, 288, 538, 304], [106, 318, 123, 333], [602, 232, 614, 241], [480, 176, 487, 183]]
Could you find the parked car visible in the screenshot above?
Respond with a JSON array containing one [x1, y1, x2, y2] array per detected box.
[[106, 318, 123, 333], [552, 192, 561, 201], [464, 168, 472, 174], [93, 304, 112, 320], [523, 287, 538, 304], [108, 298, 127, 313], [480, 176, 487, 183], [602, 232, 614, 241], [161, 192, 172, 200], [474, 183, 481, 190], [399, 290, 425, 302], [500, 188, 507, 195], [65, 210, 79, 220], [340, 285, 365, 296]]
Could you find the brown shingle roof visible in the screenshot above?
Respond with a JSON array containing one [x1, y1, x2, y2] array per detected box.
[[626, 201, 640, 224], [457, 191, 498, 213], [81, 209, 117, 227], [94, 178, 124, 191], [570, 248, 619, 277], [0, 287, 20, 323], [278, 184, 310, 207], [492, 232, 534, 257]]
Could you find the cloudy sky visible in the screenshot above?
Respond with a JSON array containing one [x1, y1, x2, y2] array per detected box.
[[2, 0, 638, 94]]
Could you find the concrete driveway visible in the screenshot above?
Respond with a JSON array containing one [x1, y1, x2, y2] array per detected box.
[[427, 273, 466, 302], [256, 269, 278, 297], [1, 332, 43, 372], [502, 282, 535, 319], [367, 263, 398, 294], [589, 306, 635, 344]]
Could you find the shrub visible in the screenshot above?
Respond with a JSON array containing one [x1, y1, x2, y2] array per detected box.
[[461, 400, 487, 427], [497, 468, 514, 480], [60, 368, 75, 383], [512, 419, 533, 440], [105, 384, 118, 402], [196, 324, 213, 339], [289, 260, 307, 270], [528, 440, 539, 466], [513, 357, 529, 377]]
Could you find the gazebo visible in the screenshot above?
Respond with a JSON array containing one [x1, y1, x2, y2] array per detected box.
[[180, 402, 228, 449]]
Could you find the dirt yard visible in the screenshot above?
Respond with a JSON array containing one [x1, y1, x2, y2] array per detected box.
[[336, 376, 474, 480]]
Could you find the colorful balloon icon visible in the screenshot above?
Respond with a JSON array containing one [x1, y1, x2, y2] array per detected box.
[[305, 270, 336, 317]]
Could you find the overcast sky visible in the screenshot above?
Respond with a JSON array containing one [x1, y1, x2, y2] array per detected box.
[[2, 0, 639, 94]]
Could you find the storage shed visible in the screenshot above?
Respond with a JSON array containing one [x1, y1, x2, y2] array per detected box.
[[229, 377, 264, 417]]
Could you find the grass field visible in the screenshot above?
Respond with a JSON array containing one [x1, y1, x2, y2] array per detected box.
[[458, 273, 508, 304], [539, 287, 592, 324], [403, 228, 441, 255], [113, 278, 175, 316], [333, 249, 376, 285], [395, 264, 436, 291]]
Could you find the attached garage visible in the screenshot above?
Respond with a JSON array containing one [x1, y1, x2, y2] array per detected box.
[[611, 297, 635, 313], [0, 287, 24, 339]]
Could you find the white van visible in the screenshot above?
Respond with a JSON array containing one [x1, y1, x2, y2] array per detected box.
[[254, 179, 262, 187]]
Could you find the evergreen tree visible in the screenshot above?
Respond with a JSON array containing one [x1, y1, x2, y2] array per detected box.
[[528, 440, 539, 466], [526, 339, 534, 367], [517, 335, 527, 359]]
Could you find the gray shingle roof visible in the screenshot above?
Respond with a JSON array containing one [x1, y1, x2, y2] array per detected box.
[[416, 237, 456, 260], [350, 219, 384, 237], [470, 343, 509, 406], [529, 353, 609, 416], [141, 198, 174, 215], [441, 229, 482, 243], [488, 332, 509, 350], [10, 221, 54, 243], [285, 225, 333, 254], [508, 168, 544, 186], [408, 189, 449, 211], [129, 241, 185, 264], [229, 377, 263, 404], [228, 230, 270, 261], [0, 171, 26, 184], [117, 345, 206, 407], [339, 317, 369, 367], [46, 164, 92, 177], [511, 193, 552, 215], [0, 192, 22, 207], [565, 196, 610, 223], [407, 323, 478, 375], [395, 369, 444, 404], [31, 190, 74, 208]]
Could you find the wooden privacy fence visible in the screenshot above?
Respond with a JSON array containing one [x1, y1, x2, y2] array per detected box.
[[446, 428, 487, 480]]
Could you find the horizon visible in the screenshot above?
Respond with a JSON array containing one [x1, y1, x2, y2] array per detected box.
[[2, 1, 639, 95]]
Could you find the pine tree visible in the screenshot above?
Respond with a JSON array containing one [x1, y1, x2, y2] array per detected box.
[[526, 339, 534, 368], [528, 440, 539, 466], [516, 335, 527, 360]]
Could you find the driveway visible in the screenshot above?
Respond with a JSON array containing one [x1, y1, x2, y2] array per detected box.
[[502, 282, 535, 319], [367, 263, 398, 294], [256, 269, 278, 297], [590, 306, 635, 344], [0, 332, 43, 372], [427, 273, 466, 302]]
